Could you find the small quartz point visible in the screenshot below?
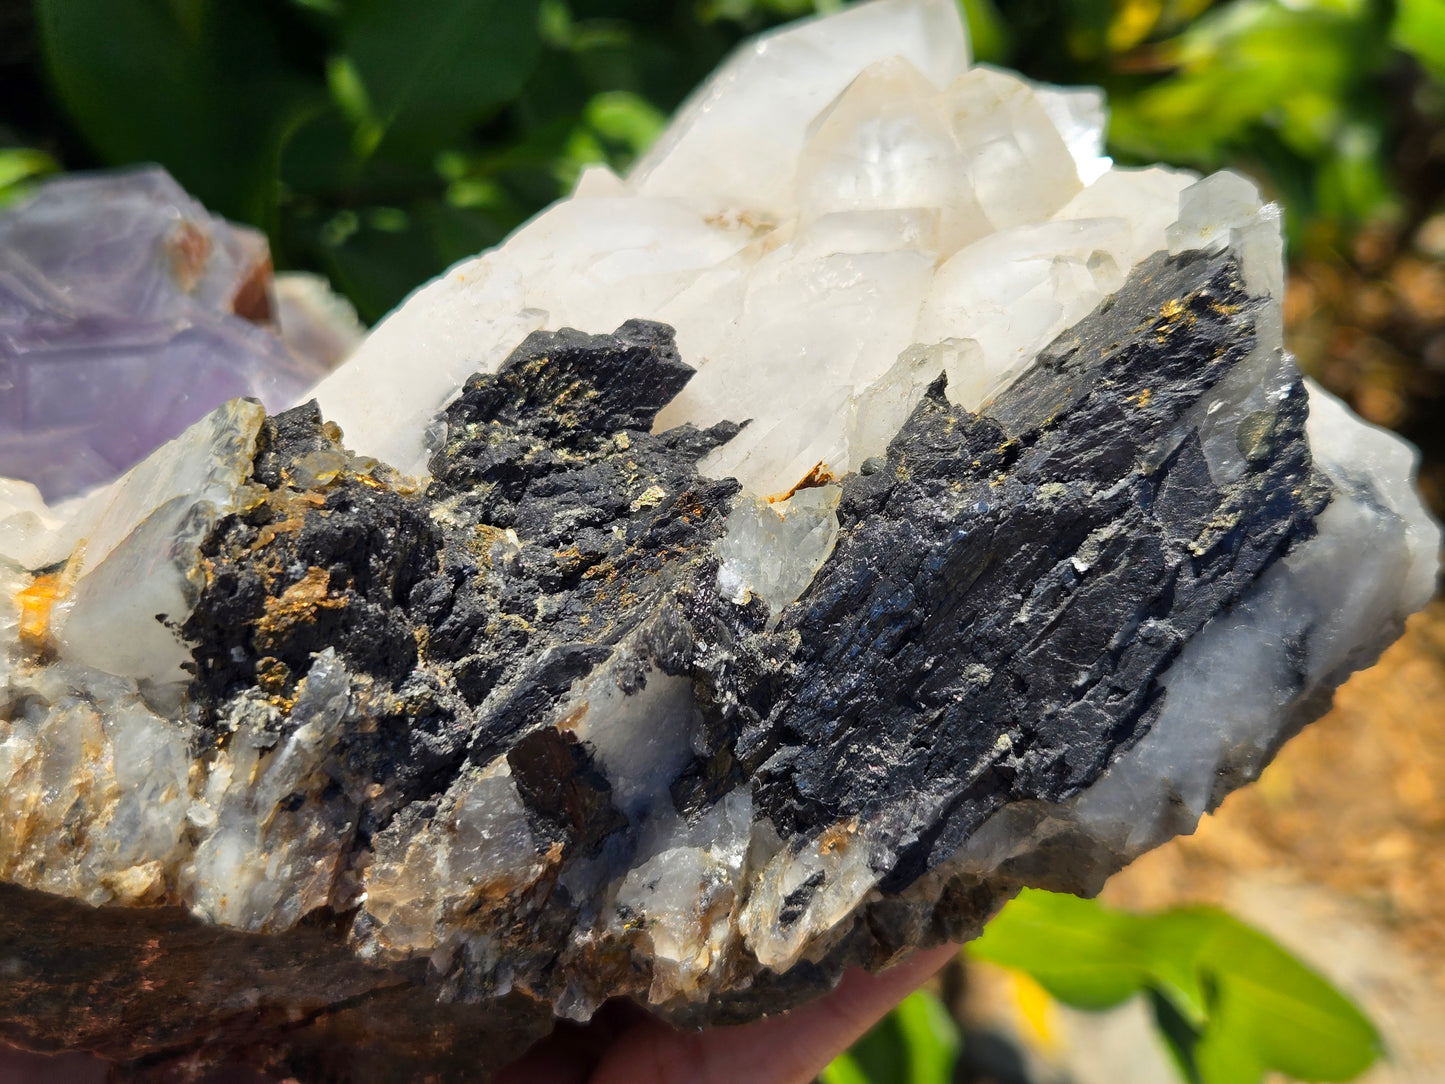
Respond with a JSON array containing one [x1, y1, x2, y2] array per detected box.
[[0, 2, 1439, 1081], [0, 166, 360, 501]]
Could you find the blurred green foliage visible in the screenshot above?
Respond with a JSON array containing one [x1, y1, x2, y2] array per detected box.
[[819, 890, 1383, 1084], [0, 145, 56, 206], [986, 0, 1445, 253], [4, 0, 1442, 321], [967, 889, 1383, 1084], [821, 989, 962, 1084]]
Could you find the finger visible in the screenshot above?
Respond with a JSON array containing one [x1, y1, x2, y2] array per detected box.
[[589, 942, 960, 1084], [495, 998, 652, 1084]]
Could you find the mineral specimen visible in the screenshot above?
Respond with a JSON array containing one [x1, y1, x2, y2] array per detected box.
[[0, 0, 1438, 1080], [0, 166, 360, 501]]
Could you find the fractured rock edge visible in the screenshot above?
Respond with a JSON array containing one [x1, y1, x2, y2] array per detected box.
[[0, 248, 1432, 1082]]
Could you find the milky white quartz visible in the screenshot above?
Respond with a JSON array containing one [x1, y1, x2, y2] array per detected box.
[[306, 0, 1136, 492]]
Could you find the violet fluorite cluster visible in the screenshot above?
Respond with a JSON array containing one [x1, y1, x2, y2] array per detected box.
[[0, 167, 335, 500]]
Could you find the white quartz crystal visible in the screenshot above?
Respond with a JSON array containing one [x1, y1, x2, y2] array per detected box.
[[271, 272, 366, 370], [612, 787, 756, 1002], [306, 0, 1131, 495], [716, 486, 842, 619], [365, 763, 546, 962], [56, 400, 265, 690], [182, 649, 361, 931], [632, 0, 970, 214]]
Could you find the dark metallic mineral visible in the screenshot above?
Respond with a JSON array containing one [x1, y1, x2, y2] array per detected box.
[[1, 250, 1344, 1081]]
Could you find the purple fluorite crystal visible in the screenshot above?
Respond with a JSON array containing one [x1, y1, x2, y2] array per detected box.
[[0, 167, 334, 500]]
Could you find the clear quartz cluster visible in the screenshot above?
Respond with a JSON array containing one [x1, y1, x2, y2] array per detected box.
[[0, 2, 1438, 1080], [0, 166, 360, 501], [311, 0, 1244, 490]]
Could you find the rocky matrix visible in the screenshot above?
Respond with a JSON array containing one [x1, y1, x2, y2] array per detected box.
[[0, 1, 1438, 1081]]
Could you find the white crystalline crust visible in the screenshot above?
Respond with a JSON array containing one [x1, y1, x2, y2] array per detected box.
[[306, 0, 1167, 491], [0, 0, 1438, 1024]]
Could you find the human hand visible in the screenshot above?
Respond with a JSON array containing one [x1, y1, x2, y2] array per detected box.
[[497, 943, 960, 1084], [0, 943, 957, 1084]]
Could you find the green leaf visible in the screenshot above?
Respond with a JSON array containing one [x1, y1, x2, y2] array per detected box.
[[1392, 0, 1445, 81], [1106, 0, 1384, 168], [0, 149, 59, 207], [969, 890, 1208, 1021], [837, 997, 912, 1084], [820, 1051, 875, 1084], [1125, 909, 1221, 1026], [824, 990, 962, 1084], [973, 892, 1382, 1084], [585, 90, 665, 154], [958, 0, 1009, 63], [1148, 986, 1204, 1084], [970, 890, 1151, 1009], [326, 55, 385, 159], [340, 0, 545, 160], [699, 0, 822, 23], [1194, 918, 1384, 1083], [1315, 121, 1401, 228], [1194, 1008, 1268, 1084], [35, 0, 321, 225], [548, 89, 666, 188], [892, 990, 962, 1084]]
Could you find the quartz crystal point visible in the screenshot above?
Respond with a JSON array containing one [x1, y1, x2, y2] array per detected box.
[[0, 166, 360, 502], [0, 1, 1439, 1080]]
